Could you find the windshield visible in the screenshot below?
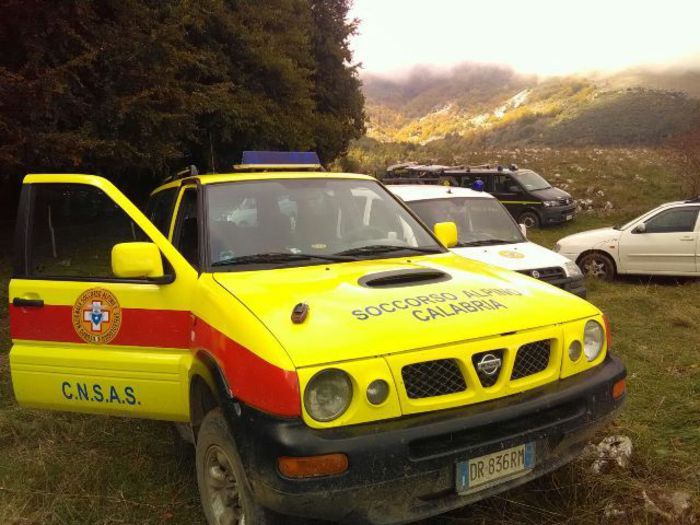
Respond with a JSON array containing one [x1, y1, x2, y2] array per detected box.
[[512, 170, 551, 191], [406, 197, 525, 246], [206, 178, 442, 269]]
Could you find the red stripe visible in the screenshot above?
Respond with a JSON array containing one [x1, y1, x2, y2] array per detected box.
[[9, 304, 191, 348], [193, 318, 301, 417], [9, 303, 301, 417]]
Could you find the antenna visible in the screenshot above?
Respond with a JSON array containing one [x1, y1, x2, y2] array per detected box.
[[209, 131, 216, 174]]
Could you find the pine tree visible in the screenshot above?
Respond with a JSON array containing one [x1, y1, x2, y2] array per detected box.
[[0, 0, 366, 198]]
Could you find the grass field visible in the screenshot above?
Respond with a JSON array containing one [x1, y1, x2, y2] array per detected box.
[[0, 178, 698, 523]]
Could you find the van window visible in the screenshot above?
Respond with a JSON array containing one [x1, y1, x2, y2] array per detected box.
[[173, 188, 200, 269], [29, 184, 148, 279], [493, 175, 518, 193], [512, 170, 551, 191], [407, 197, 524, 246], [145, 188, 178, 236]]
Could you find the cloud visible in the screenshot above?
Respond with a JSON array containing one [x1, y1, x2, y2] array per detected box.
[[350, 0, 700, 76]]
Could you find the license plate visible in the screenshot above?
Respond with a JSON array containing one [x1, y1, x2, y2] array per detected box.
[[456, 443, 535, 493], [565, 214, 573, 220]]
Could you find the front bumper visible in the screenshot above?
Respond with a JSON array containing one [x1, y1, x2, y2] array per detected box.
[[551, 275, 586, 298], [226, 355, 625, 524], [541, 205, 576, 225]]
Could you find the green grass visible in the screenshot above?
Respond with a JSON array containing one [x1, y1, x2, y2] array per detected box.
[[0, 213, 698, 524]]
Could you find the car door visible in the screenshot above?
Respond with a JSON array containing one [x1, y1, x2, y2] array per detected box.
[[491, 174, 526, 218], [9, 174, 199, 421], [618, 206, 699, 274]]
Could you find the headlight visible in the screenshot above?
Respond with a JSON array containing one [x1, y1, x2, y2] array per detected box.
[[543, 200, 559, 207], [583, 320, 604, 361], [304, 369, 352, 422], [564, 261, 583, 278]]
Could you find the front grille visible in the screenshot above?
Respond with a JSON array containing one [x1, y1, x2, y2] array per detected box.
[[517, 266, 566, 283], [511, 340, 551, 379], [471, 349, 505, 387], [402, 359, 466, 399]]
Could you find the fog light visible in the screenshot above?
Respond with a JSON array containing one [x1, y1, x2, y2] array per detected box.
[[568, 340, 582, 361], [366, 379, 389, 405], [278, 453, 348, 478], [612, 379, 626, 399]]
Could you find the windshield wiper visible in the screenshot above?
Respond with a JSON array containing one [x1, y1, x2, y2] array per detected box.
[[455, 239, 515, 247], [212, 252, 354, 267], [335, 244, 442, 256]]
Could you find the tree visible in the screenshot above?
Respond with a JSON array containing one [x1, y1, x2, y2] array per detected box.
[[309, 0, 365, 164], [0, 0, 365, 201]]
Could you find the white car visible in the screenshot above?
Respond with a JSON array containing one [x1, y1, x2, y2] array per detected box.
[[389, 185, 586, 297], [555, 197, 700, 279]]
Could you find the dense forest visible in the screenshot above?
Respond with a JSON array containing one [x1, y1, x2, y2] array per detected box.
[[0, 0, 365, 208]]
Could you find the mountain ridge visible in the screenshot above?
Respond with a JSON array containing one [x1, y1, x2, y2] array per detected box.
[[361, 63, 700, 146]]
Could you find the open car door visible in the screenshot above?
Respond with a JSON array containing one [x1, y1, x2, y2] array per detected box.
[[9, 174, 198, 421]]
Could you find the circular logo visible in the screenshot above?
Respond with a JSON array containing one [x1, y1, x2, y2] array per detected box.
[[498, 250, 525, 259], [72, 288, 122, 344], [531, 270, 541, 279], [477, 353, 502, 376]]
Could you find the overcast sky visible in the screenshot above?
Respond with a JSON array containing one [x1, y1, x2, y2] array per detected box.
[[349, 0, 700, 76]]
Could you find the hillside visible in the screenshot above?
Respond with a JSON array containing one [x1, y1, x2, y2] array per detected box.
[[362, 64, 700, 146]]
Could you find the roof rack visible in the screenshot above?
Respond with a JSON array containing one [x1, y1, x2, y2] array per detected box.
[[233, 151, 323, 172], [386, 162, 518, 175], [161, 164, 199, 184], [685, 195, 700, 203], [382, 176, 457, 186]]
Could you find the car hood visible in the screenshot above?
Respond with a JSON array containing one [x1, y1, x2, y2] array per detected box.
[[558, 227, 621, 247], [451, 242, 570, 271], [530, 186, 571, 200], [213, 253, 599, 368]]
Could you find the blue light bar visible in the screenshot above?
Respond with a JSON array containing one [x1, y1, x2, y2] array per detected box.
[[241, 151, 320, 166]]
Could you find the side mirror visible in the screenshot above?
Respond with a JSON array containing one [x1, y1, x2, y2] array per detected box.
[[433, 222, 458, 248], [632, 223, 646, 234], [112, 242, 165, 279], [519, 223, 528, 238]]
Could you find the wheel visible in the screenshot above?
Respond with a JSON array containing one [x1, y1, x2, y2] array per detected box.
[[518, 211, 540, 229], [196, 408, 280, 525], [578, 252, 616, 281]]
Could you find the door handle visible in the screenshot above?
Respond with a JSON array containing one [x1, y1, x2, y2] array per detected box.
[[680, 236, 695, 241], [12, 297, 44, 308]]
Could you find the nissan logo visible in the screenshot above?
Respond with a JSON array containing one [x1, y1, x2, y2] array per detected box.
[[531, 270, 541, 279], [476, 353, 502, 376]]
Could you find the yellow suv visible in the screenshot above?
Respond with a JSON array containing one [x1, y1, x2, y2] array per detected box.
[[9, 152, 626, 524]]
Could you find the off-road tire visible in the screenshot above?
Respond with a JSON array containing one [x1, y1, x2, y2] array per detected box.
[[578, 252, 616, 281], [518, 210, 540, 229], [196, 408, 281, 525]]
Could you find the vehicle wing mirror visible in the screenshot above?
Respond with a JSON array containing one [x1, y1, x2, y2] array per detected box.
[[632, 223, 647, 234], [433, 221, 458, 248], [519, 223, 528, 238], [112, 242, 165, 279]]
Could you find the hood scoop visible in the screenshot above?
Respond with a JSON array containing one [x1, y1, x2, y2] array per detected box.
[[359, 268, 451, 288]]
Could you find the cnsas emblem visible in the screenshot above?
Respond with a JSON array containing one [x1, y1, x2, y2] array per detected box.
[[72, 288, 122, 344], [498, 250, 525, 259]]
